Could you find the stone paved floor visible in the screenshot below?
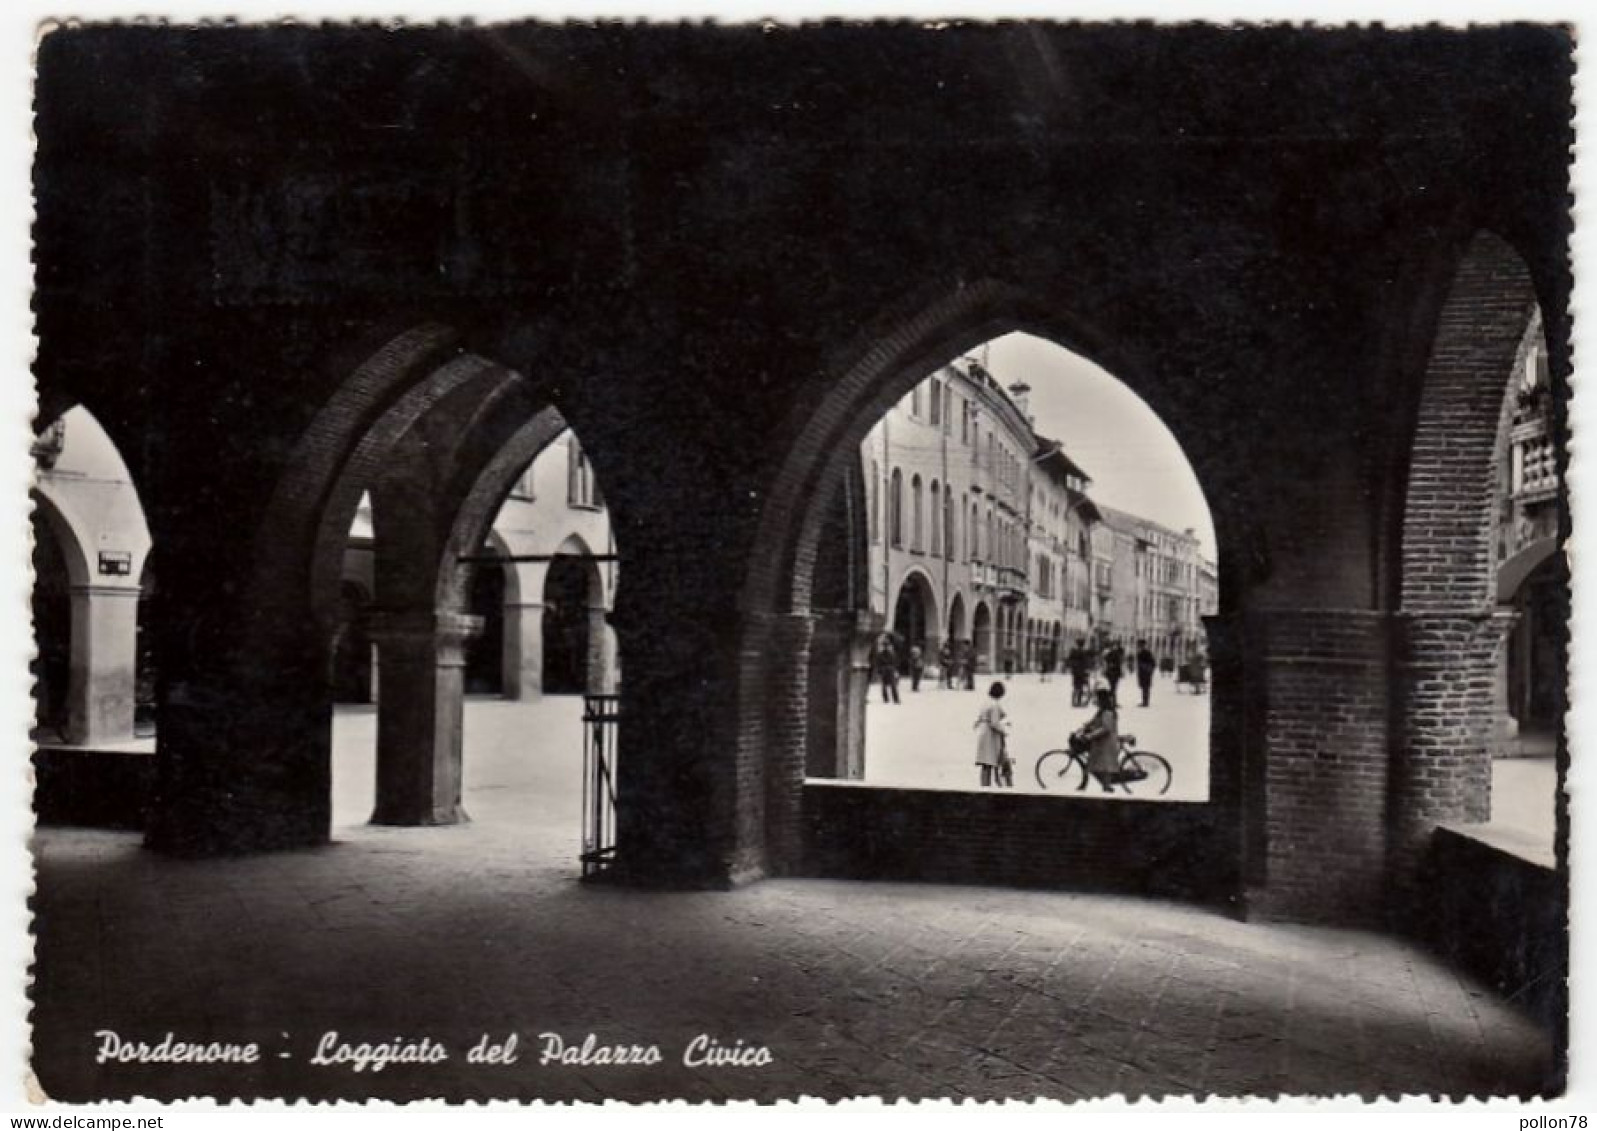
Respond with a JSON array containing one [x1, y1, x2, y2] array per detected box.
[[29, 699, 1557, 1103]]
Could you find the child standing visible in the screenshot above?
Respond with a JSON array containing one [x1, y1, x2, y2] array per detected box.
[[974, 681, 1011, 788]]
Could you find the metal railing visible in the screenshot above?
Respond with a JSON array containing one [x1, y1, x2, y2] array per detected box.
[[581, 693, 621, 880]]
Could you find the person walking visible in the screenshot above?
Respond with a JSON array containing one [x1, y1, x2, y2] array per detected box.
[[874, 637, 900, 705], [938, 639, 953, 689], [908, 644, 925, 693], [1067, 639, 1091, 707], [962, 640, 976, 690], [973, 681, 1012, 788], [1103, 642, 1125, 707], [1076, 687, 1121, 793], [1136, 640, 1158, 708]]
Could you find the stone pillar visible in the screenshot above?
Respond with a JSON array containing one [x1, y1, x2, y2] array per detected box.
[[500, 601, 545, 700], [1495, 609, 1521, 746], [367, 611, 482, 826], [805, 613, 855, 779], [65, 585, 140, 746]]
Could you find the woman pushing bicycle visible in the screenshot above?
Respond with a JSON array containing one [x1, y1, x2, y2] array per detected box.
[[1074, 687, 1122, 792]]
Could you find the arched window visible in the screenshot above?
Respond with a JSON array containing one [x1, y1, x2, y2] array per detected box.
[[930, 381, 942, 428], [567, 434, 596, 507], [930, 481, 941, 556], [889, 468, 904, 548], [945, 492, 956, 562], [910, 474, 924, 551], [986, 508, 995, 565], [968, 499, 978, 561]]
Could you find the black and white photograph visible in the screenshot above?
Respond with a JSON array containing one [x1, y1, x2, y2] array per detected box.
[[15, 14, 1576, 1108]]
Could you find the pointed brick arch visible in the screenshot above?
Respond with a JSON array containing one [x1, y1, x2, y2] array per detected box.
[[1393, 231, 1542, 839]]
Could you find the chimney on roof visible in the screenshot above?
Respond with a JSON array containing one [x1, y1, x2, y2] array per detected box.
[[1008, 380, 1032, 422]]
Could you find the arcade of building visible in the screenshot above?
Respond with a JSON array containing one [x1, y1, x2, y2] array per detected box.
[[29, 24, 1571, 1050]]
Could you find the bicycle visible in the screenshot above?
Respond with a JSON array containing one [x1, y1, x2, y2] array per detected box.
[[1033, 734, 1173, 796]]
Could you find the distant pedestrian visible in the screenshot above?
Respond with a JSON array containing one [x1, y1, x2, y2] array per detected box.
[[974, 681, 1012, 788], [908, 644, 924, 693], [1002, 646, 1016, 678], [1136, 641, 1157, 707], [1103, 643, 1125, 707], [962, 640, 976, 690], [1067, 639, 1091, 707], [938, 640, 953, 688], [874, 638, 900, 705]]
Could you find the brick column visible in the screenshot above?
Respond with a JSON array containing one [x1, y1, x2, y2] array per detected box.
[[745, 611, 816, 877], [1242, 608, 1393, 924], [367, 611, 482, 826], [1392, 609, 1516, 832], [500, 601, 544, 700], [65, 584, 140, 746]]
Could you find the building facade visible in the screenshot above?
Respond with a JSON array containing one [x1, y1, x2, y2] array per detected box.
[[860, 362, 1214, 676], [1494, 309, 1564, 743], [1098, 506, 1216, 664], [860, 358, 1037, 673]]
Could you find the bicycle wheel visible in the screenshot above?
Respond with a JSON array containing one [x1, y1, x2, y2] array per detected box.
[[1034, 749, 1088, 792], [1120, 751, 1172, 796]]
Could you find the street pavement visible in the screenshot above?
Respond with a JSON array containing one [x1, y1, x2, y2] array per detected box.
[[26, 696, 1557, 1103], [862, 671, 1211, 801]]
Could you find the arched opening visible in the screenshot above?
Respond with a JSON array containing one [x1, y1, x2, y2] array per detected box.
[[890, 570, 936, 655], [1394, 235, 1563, 863], [1387, 230, 1568, 1043], [218, 322, 621, 858], [971, 602, 993, 674], [29, 406, 153, 749], [769, 308, 1219, 887], [542, 536, 605, 696]]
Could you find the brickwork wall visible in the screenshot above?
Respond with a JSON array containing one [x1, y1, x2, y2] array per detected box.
[[1420, 829, 1567, 1047], [1400, 234, 1537, 613], [802, 785, 1233, 902]]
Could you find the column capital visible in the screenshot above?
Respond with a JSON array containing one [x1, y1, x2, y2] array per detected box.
[[67, 583, 143, 600], [365, 610, 484, 647], [367, 611, 484, 667]]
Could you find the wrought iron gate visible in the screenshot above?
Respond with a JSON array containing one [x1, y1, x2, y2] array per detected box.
[[581, 693, 621, 879]]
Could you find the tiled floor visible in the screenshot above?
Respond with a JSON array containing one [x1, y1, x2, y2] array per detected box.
[[28, 699, 1558, 1103]]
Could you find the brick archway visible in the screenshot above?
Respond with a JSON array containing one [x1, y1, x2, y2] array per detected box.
[[1392, 231, 1543, 845], [735, 279, 1230, 881]]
